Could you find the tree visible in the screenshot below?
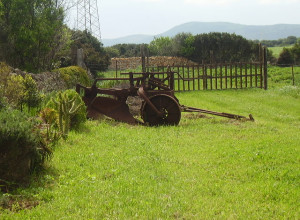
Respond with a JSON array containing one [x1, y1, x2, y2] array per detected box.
[[291, 43, 300, 64], [108, 44, 145, 57], [172, 33, 195, 58], [149, 36, 174, 56], [191, 32, 257, 63], [277, 48, 294, 66], [70, 30, 110, 76], [0, 0, 65, 72], [105, 47, 120, 58]]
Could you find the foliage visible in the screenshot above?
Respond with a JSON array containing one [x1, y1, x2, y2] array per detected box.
[[149, 36, 174, 56], [191, 32, 259, 63], [260, 36, 299, 47], [0, 62, 24, 108], [39, 107, 60, 146], [62, 90, 87, 130], [55, 66, 90, 89], [291, 43, 300, 64], [0, 95, 6, 110], [46, 90, 86, 138], [0, 0, 65, 72], [21, 75, 43, 112], [104, 47, 120, 58], [268, 46, 291, 59], [0, 65, 42, 111], [0, 109, 52, 185], [106, 44, 144, 57], [276, 43, 300, 66], [107, 33, 274, 64], [70, 30, 110, 77], [277, 48, 295, 66], [173, 33, 195, 58], [0, 62, 12, 93], [5, 75, 25, 109]]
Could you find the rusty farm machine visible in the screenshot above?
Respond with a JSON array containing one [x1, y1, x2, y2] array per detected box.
[[76, 71, 254, 126]]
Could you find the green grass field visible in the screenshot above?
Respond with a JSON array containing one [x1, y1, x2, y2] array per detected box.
[[1, 68, 300, 219], [269, 46, 293, 58]]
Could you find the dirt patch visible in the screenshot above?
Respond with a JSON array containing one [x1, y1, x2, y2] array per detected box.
[[127, 96, 143, 116], [183, 113, 213, 119], [0, 195, 40, 212]]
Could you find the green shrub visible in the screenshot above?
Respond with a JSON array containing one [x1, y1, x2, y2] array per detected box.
[[63, 89, 87, 130], [0, 62, 24, 108], [0, 63, 42, 112], [4, 74, 25, 108], [56, 66, 90, 89], [46, 90, 87, 137], [22, 75, 42, 112], [0, 96, 7, 110], [0, 62, 12, 94], [39, 107, 60, 146], [0, 109, 52, 186]]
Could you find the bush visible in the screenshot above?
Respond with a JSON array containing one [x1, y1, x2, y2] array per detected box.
[[63, 90, 87, 129], [0, 62, 12, 94], [0, 96, 7, 110], [0, 109, 52, 187], [277, 48, 294, 66], [22, 75, 42, 112], [56, 66, 90, 89], [5, 74, 25, 108], [0, 63, 42, 111], [39, 107, 60, 146], [46, 89, 87, 137]]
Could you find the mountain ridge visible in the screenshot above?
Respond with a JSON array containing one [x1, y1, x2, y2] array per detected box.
[[102, 22, 300, 47]]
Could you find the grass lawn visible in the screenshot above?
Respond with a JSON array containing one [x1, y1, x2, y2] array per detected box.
[[1, 87, 300, 219], [1, 67, 300, 219]]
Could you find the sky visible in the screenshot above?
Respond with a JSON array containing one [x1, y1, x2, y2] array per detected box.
[[67, 0, 300, 39]]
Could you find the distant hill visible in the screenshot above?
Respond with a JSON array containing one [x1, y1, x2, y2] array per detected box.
[[102, 34, 153, 47], [102, 22, 300, 47]]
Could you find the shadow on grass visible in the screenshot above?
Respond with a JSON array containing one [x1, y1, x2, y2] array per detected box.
[[0, 165, 59, 212]]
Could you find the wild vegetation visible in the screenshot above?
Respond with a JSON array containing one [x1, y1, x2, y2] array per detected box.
[[0, 0, 109, 73], [259, 36, 299, 47], [0, 62, 89, 191], [277, 43, 300, 66], [107, 33, 263, 63], [107, 35, 300, 66]]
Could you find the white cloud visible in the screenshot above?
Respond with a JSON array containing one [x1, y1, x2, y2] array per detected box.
[[258, 0, 300, 4], [184, 0, 238, 6]]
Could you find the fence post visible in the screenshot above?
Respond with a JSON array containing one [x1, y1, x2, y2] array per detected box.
[[292, 65, 295, 86], [263, 47, 268, 90], [115, 60, 118, 78], [141, 45, 146, 73]]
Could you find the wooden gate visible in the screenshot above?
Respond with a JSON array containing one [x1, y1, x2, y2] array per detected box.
[[145, 47, 268, 91], [148, 61, 267, 91]]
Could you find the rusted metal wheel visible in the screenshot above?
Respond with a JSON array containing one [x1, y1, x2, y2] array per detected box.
[[141, 94, 181, 126]]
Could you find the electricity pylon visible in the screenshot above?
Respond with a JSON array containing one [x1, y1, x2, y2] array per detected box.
[[76, 0, 101, 41]]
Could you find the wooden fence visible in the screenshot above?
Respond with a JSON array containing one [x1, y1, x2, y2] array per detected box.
[[113, 47, 268, 91], [147, 61, 267, 91]]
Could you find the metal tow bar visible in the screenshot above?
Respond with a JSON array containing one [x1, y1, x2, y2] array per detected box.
[[181, 105, 255, 121]]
